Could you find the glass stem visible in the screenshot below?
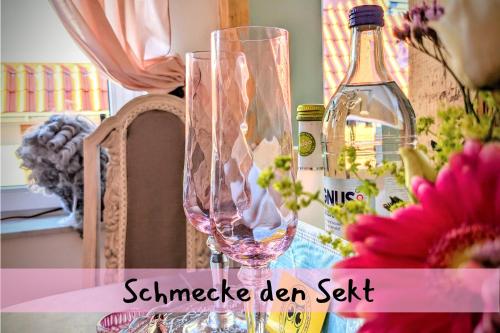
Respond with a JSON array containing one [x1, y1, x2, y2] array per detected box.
[[239, 265, 271, 333], [206, 236, 235, 329], [245, 304, 266, 333]]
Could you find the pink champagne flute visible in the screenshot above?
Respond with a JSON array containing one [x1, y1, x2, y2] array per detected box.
[[211, 27, 297, 332], [183, 51, 245, 333]]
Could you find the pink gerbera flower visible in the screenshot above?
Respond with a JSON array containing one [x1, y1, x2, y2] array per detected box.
[[335, 141, 500, 332]]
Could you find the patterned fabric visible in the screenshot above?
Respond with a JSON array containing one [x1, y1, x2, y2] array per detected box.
[[272, 222, 363, 332]]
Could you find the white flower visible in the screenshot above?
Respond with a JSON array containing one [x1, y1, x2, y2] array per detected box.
[[430, 0, 500, 89]]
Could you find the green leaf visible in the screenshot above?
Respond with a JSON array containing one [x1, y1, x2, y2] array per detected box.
[[274, 155, 292, 171], [416, 117, 435, 135], [357, 179, 379, 197], [400, 146, 437, 198], [257, 167, 275, 188]]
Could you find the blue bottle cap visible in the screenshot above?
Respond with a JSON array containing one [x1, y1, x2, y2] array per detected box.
[[349, 5, 384, 28]]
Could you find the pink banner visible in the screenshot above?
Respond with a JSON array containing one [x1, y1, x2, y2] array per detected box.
[[1, 269, 498, 313]]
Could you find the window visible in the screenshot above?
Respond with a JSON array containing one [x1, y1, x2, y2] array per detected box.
[[0, 63, 110, 187]]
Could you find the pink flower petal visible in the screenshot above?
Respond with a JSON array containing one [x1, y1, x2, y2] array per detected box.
[[414, 179, 457, 229], [463, 140, 482, 158], [334, 141, 498, 332], [435, 165, 468, 223], [362, 235, 429, 260]]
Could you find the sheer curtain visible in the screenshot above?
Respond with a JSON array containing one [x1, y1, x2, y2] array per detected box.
[[50, 0, 184, 94]]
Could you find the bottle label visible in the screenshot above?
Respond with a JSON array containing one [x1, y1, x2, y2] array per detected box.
[[375, 176, 409, 216], [323, 177, 369, 236], [299, 132, 315, 156], [298, 121, 323, 170], [323, 175, 408, 236]]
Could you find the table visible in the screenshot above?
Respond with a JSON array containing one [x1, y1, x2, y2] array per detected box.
[[2, 222, 361, 333], [1, 313, 104, 332]]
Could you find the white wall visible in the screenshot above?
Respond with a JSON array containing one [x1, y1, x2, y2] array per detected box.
[[1, 230, 83, 268], [0, 0, 219, 63], [1, 0, 89, 62], [170, 0, 219, 56], [250, 0, 324, 142]]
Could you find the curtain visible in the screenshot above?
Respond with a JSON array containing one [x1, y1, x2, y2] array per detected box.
[[50, 0, 184, 94]]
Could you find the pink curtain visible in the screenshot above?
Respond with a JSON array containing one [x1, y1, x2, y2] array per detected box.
[[50, 0, 184, 93]]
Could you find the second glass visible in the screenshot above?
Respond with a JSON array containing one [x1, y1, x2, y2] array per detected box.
[[210, 27, 297, 333], [210, 27, 297, 268], [183, 51, 245, 333]]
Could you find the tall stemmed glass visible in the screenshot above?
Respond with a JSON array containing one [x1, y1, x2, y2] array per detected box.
[[183, 51, 245, 333], [211, 27, 297, 333]]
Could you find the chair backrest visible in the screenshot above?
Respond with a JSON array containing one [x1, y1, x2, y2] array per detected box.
[[83, 94, 188, 268]]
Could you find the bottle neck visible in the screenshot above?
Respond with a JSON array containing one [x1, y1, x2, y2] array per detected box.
[[344, 25, 391, 85]]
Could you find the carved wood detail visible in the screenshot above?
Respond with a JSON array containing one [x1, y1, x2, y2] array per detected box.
[[84, 94, 199, 269], [186, 224, 211, 269], [100, 130, 121, 268]]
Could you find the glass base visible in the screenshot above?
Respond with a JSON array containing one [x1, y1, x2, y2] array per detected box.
[[182, 312, 247, 333]]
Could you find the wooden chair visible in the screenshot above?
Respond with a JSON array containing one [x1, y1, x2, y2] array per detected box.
[[83, 94, 209, 269]]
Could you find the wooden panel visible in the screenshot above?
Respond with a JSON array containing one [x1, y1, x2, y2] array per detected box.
[[82, 137, 100, 269], [186, 224, 210, 268], [218, 0, 249, 29], [408, 47, 462, 119], [408, 0, 461, 119]]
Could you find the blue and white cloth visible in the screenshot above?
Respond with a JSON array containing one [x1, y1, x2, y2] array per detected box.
[[271, 222, 363, 333]]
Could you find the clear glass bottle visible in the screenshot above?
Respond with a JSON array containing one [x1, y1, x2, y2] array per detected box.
[[296, 104, 325, 229], [322, 5, 416, 236]]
